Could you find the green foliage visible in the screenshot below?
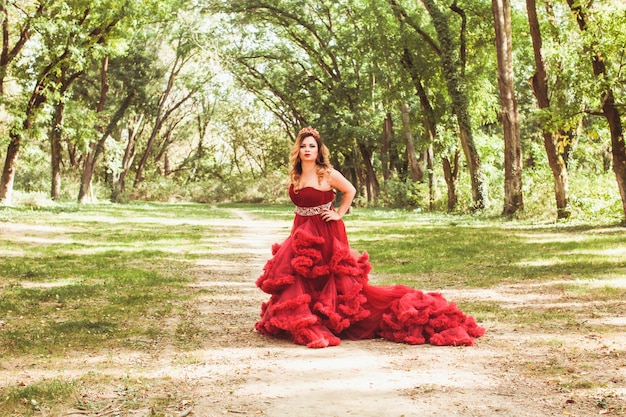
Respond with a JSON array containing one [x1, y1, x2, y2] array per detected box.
[[1, 0, 625, 226], [60, 103, 100, 152], [519, 164, 622, 223], [378, 179, 428, 209], [191, 170, 289, 204], [12, 146, 50, 193]]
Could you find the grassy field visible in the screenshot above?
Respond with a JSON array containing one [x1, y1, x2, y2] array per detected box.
[[1, 202, 625, 416]]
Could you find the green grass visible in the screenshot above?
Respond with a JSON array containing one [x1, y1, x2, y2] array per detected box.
[[1, 378, 77, 416], [341, 211, 626, 289], [0, 202, 237, 357]]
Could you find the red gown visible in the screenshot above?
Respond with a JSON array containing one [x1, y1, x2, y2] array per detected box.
[[254, 185, 486, 348]]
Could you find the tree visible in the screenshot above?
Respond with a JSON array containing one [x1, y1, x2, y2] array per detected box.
[[389, 0, 488, 210], [400, 103, 422, 182], [492, 0, 523, 215], [420, 0, 488, 210], [133, 30, 199, 186], [49, 68, 85, 200], [1, 0, 146, 203], [110, 113, 143, 202], [102, 35, 164, 201], [526, 0, 572, 219], [0, 1, 44, 94], [389, 0, 458, 211], [79, 57, 137, 203], [566, 0, 626, 222], [1, 47, 55, 202], [211, 0, 383, 200]]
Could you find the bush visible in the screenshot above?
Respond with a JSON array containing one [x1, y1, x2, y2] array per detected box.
[[131, 177, 193, 203], [377, 179, 429, 209], [185, 169, 289, 204], [12, 147, 49, 194], [512, 165, 622, 224]]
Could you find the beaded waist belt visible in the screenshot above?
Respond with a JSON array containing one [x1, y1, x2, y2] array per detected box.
[[294, 202, 332, 216]]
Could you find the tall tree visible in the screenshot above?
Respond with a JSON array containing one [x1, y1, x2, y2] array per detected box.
[[400, 103, 422, 182], [389, 1, 458, 209], [420, 0, 488, 210], [381, 113, 393, 181], [0, 66, 46, 202], [0, 1, 55, 202], [1, 0, 143, 203], [133, 31, 197, 186], [566, 0, 626, 222], [212, 0, 382, 200], [79, 57, 139, 203], [102, 36, 164, 201], [526, 0, 571, 219], [110, 114, 143, 202], [400, 47, 441, 209], [49, 68, 85, 200], [492, 0, 523, 215], [390, 0, 488, 210], [0, 1, 44, 94]]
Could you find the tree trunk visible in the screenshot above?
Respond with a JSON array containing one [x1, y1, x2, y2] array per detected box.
[[425, 146, 435, 210], [0, 79, 46, 202], [0, 1, 35, 94], [401, 103, 422, 182], [566, 0, 626, 222], [442, 151, 460, 211], [79, 93, 134, 203], [493, 0, 523, 215], [0, 137, 19, 202], [134, 52, 193, 186], [67, 141, 79, 168], [381, 113, 392, 181], [602, 94, 626, 222], [526, 0, 571, 219], [111, 135, 135, 202], [78, 146, 97, 203], [163, 150, 171, 177], [50, 100, 65, 200], [134, 116, 162, 185], [49, 67, 84, 200], [80, 105, 134, 204], [358, 141, 379, 201], [457, 125, 487, 210], [111, 115, 142, 202], [421, 0, 487, 210], [134, 89, 194, 186], [79, 56, 109, 203], [401, 47, 438, 208]]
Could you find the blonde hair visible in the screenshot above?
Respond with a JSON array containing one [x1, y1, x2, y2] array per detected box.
[[289, 126, 332, 189]]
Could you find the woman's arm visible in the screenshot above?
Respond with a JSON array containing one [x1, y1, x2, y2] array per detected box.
[[325, 168, 356, 220]]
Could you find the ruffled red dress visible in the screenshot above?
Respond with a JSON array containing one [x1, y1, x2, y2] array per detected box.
[[254, 185, 485, 348]]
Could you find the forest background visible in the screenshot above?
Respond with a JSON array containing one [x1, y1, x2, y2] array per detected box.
[[0, 0, 625, 225]]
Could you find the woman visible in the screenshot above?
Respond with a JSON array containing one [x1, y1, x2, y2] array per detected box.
[[254, 126, 485, 348]]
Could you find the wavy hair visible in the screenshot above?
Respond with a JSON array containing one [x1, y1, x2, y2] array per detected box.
[[289, 126, 332, 189]]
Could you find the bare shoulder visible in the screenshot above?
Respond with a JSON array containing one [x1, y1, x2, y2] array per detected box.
[[328, 168, 355, 193], [328, 167, 339, 178]]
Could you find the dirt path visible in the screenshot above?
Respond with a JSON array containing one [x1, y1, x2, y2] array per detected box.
[[183, 210, 625, 417]]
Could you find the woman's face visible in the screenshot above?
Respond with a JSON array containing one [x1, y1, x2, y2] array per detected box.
[[299, 136, 319, 163]]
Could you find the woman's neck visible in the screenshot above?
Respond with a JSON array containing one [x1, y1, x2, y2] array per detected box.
[[301, 160, 317, 173]]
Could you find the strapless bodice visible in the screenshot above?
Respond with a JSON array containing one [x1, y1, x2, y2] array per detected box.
[[289, 184, 334, 207]]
